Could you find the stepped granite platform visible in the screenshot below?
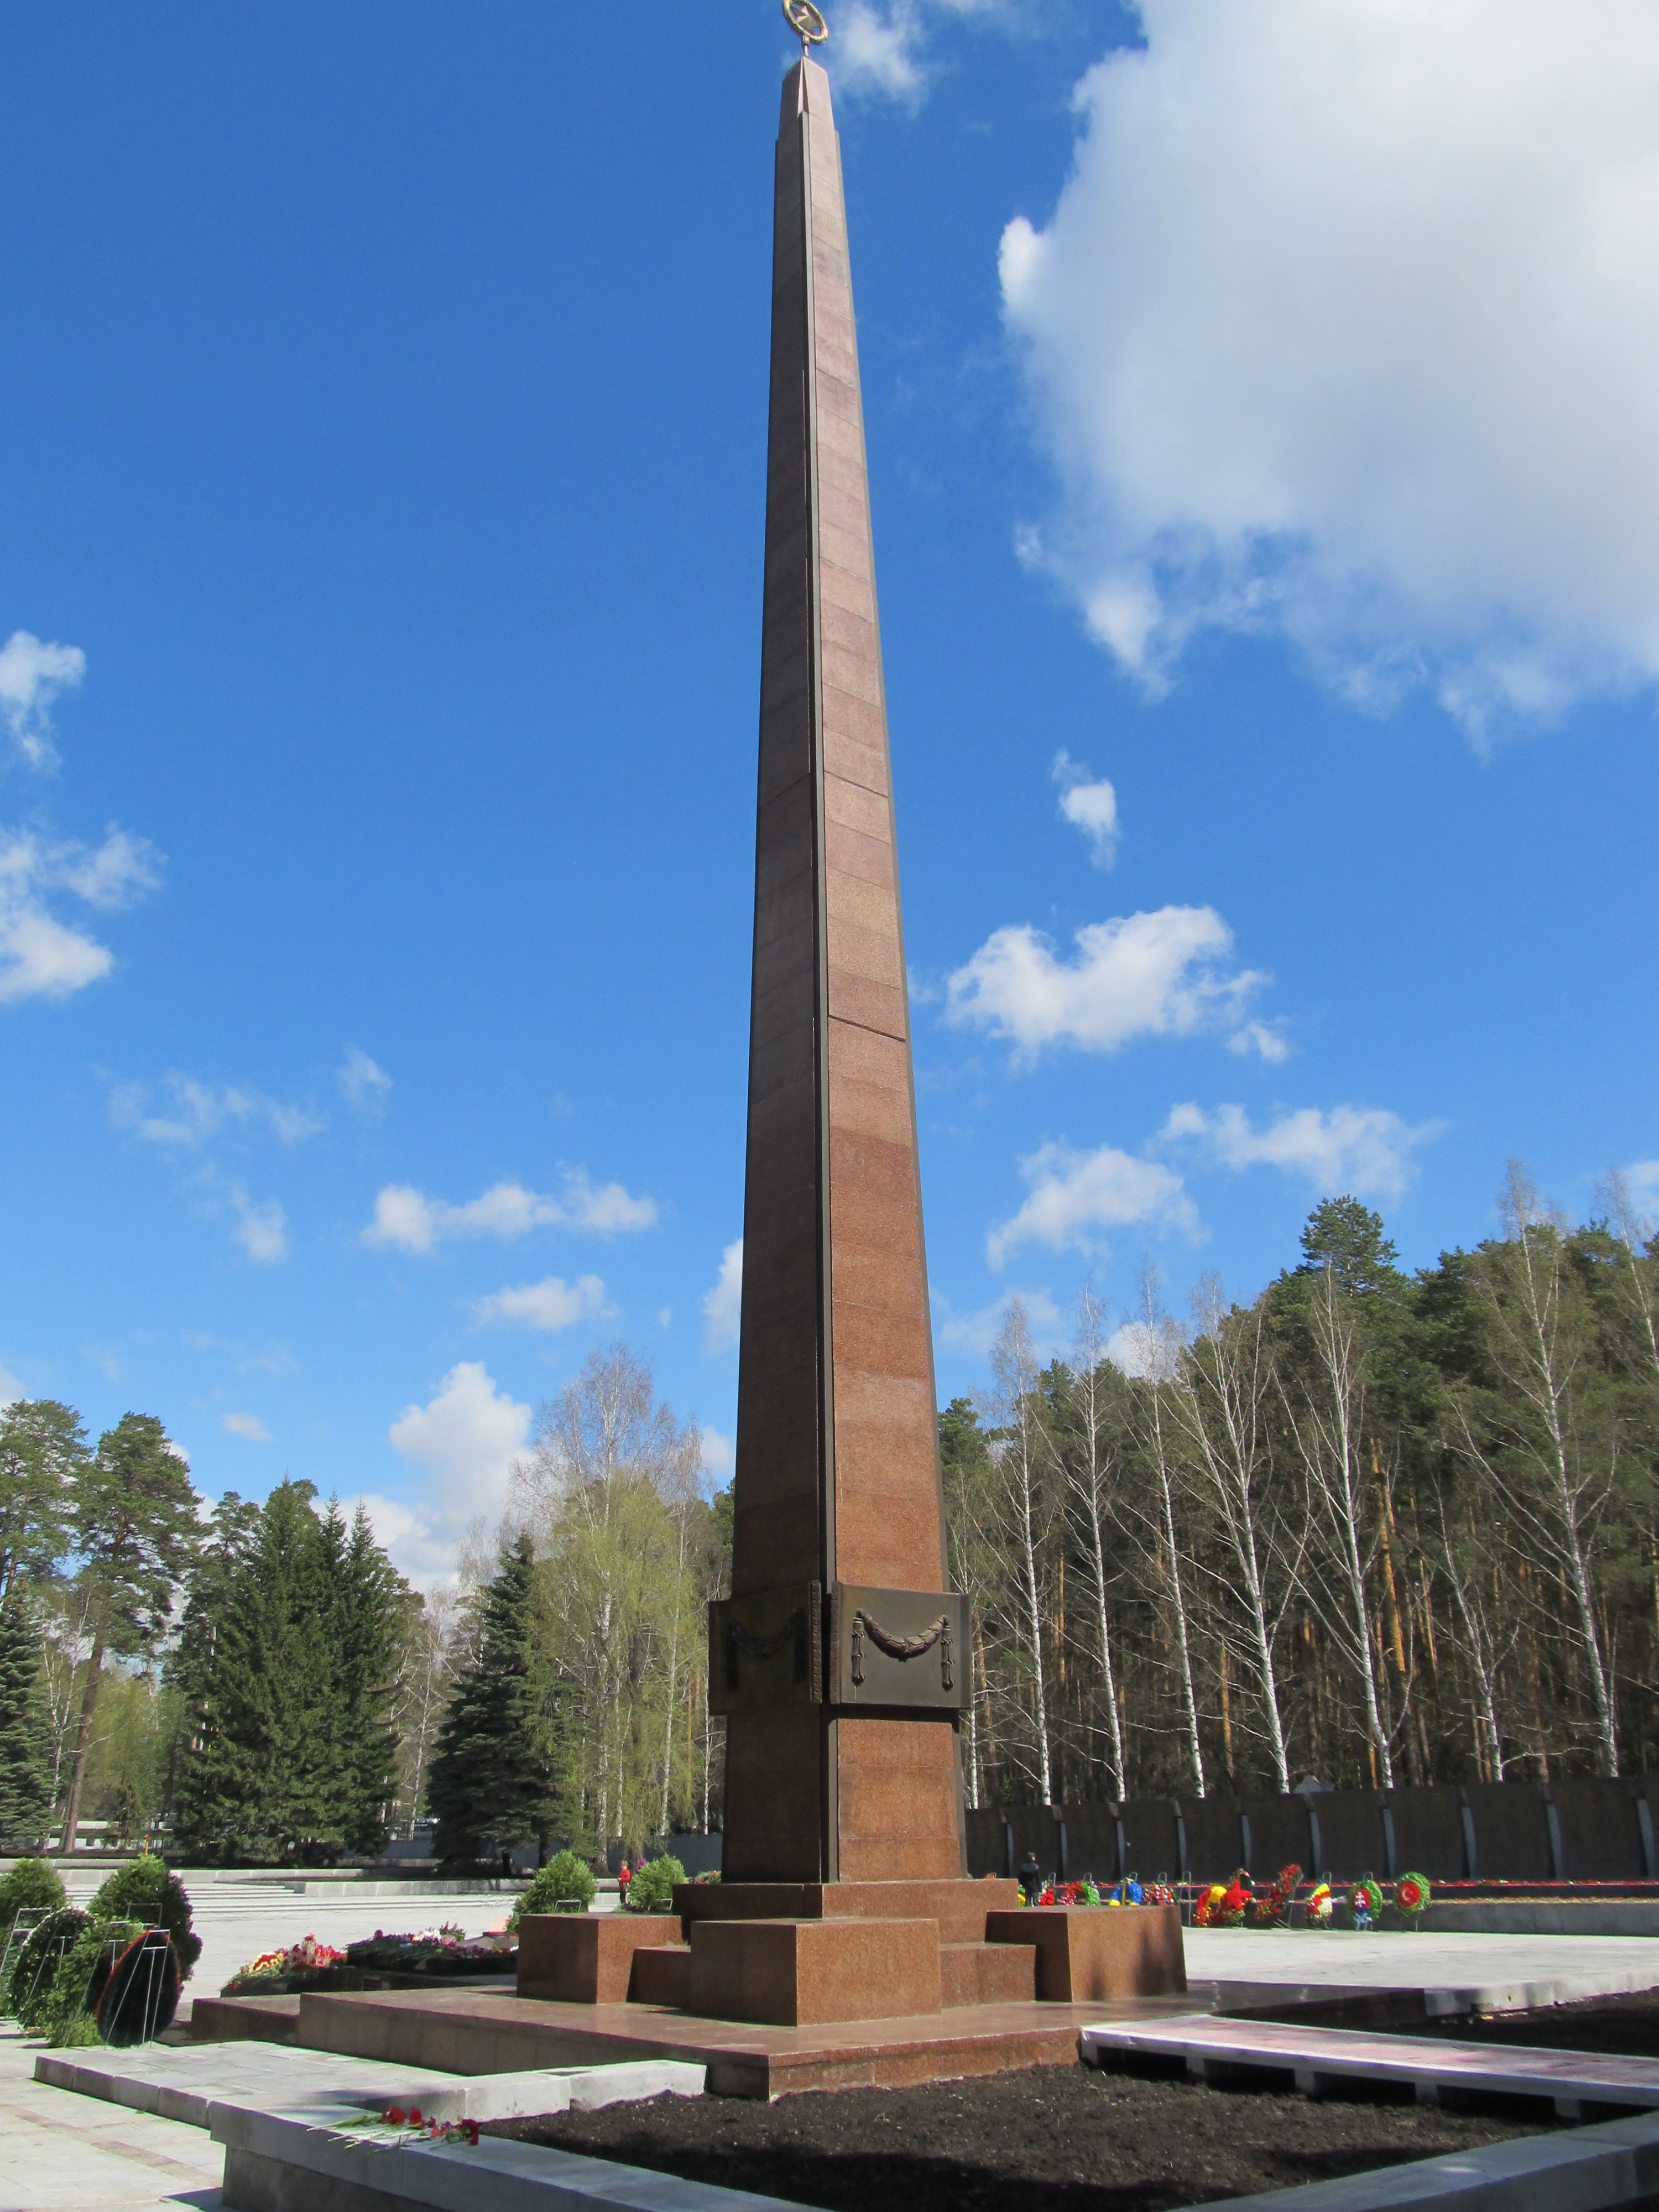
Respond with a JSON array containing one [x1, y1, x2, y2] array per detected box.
[[264, 1983, 1199, 2098]]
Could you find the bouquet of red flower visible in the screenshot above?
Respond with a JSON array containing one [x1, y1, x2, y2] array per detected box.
[[1193, 1882, 1228, 1927], [1141, 1882, 1176, 1910], [1250, 1863, 1302, 1927], [1213, 1870, 1252, 1927], [1395, 1871, 1431, 1917], [345, 2104, 481, 2149]]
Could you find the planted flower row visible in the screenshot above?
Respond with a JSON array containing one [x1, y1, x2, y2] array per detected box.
[[225, 1925, 515, 1995]]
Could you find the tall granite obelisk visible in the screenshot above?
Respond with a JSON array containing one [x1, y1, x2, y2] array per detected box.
[[711, 47, 966, 1887]]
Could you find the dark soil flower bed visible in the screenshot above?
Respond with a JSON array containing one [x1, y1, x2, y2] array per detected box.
[[486, 2062, 1542, 2212]]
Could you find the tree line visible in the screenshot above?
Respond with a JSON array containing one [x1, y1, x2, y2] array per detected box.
[[2, 1160, 1653, 1860], [947, 1167, 1659, 1808], [0, 1345, 730, 1865]]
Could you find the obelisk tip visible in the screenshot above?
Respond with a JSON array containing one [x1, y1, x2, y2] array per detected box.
[[782, 1, 828, 64]]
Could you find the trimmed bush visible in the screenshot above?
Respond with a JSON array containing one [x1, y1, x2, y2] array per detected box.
[[9, 1906, 88, 2030], [90, 1856, 201, 1983], [0, 1858, 66, 1940], [624, 1854, 685, 1914], [508, 1849, 596, 1931]]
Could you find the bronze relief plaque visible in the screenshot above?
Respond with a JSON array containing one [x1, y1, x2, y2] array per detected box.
[[829, 1583, 968, 1710], [708, 1581, 823, 1715]]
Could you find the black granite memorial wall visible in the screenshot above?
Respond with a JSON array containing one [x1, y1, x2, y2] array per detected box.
[[961, 1776, 1659, 1885]]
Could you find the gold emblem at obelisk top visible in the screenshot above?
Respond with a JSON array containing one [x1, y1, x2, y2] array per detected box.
[[783, 1, 828, 55]]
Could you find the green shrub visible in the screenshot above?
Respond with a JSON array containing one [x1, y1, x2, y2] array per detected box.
[[508, 1849, 596, 1931], [40, 1918, 145, 2047], [89, 1856, 201, 1983], [9, 1907, 88, 2029], [624, 1855, 685, 1914], [0, 1859, 66, 1940]]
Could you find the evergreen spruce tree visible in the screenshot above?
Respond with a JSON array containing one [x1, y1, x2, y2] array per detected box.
[[427, 1537, 551, 1863], [0, 1599, 50, 1845], [242, 1481, 351, 1855], [336, 1504, 410, 1854], [169, 1494, 260, 1859], [172, 1484, 409, 1861]]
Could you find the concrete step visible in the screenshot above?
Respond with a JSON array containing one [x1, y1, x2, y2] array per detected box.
[[1081, 2013, 1659, 2119], [941, 1942, 1036, 2007]]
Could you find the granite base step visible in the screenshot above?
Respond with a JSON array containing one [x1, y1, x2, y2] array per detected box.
[[941, 1942, 1036, 2007], [629, 1945, 692, 2009]]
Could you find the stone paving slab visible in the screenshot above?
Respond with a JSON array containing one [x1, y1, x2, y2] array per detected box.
[[1081, 2013, 1659, 2119], [0, 2026, 223, 2212], [211, 2099, 808, 2212], [38, 2039, 705, 2129], [1186, 1928, 1659, 2015], [1184, 2108, 1659, 2211]]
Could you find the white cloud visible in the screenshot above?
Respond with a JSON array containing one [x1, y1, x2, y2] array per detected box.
[[947, 905, 1270, 1062], [1106, 1318, 1186, 1371], [338, 1046, 392, 1119], [937, 1286, 1066, 1359], [988, 1140, 1196, 1267], [472, 1272, 608, 1333], [389, 1360, 532, 1535], [362, 1168, 656, 1254], [110, 1073, 322, 1149], [830, 0, 1009, 107], [227, 1184, 288, 1264], [0, 631, 85, 768], [338, 1491, 460, 1590], [702, 1238, 743, 1354], [0, 1365, 21, 1407], [1619, 1161, 1659, 1225], [222, 1411, 272, 1442], [1000, 1, 1659, 733], [700, 1426, 735, 1481], [1052, 752, 1119, 868], [561, 1169, 658, 1235], [1226, 1020, 1292, 1065], [0, 826, 162, 1004], [1160, 1100, 1444, 1198]]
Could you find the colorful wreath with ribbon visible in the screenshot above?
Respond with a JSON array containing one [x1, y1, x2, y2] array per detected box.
[[1395, 1871, 1432, 1917], [1305, 1882, 1333, 1927], [1251, 1863, 1302, 1927], [1349, 1877, 1385, 1926]]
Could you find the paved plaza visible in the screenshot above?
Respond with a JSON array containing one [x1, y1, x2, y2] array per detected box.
[[11, 1896, 1659, 2209], [53, 1865, 535, 2020], [0, 2025, 222, 2211], [1184, 1927, 1659, 2014]]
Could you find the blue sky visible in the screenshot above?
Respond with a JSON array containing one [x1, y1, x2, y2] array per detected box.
[[4, 1, 1656, 1582]]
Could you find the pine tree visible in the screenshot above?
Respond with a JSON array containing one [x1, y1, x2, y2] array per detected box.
[[0, 1599, 50, 1845], [58, 1414, 198, 1854], [427, 1537, 552, 1863]]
